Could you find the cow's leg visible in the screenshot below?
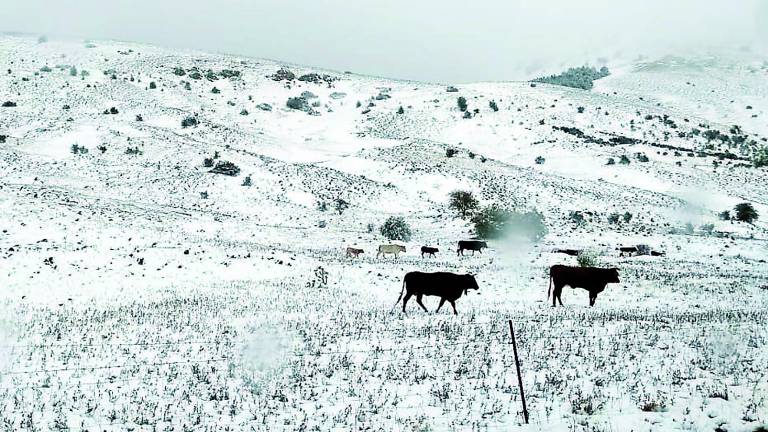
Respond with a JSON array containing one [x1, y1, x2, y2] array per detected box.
[[552, 283, 562, 307], [402, 292, 413, 313], [436, 298, 446, 312], [553, 283, 565, 307], [416, 294, 428, 312], [449, 300, 458, 315]]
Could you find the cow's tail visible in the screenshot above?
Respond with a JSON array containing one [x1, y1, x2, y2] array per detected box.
[[547, 272, 552, 300], [393, 277, 406, 309]]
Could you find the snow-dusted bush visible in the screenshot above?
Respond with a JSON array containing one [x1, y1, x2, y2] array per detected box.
[[70, 144, 89, 155], [446, 148, 458, 158], [242, 175, 252, 186], [181, 116, 198, 128], [489, 100, 499, 112], [210, 161, 240, 176], [457, 96, 467, 112], [535, 156, 545, 165], [577, 249, 600, 267], [334, 198, 349, 215], [379, 216, 411, 241], [753, 146, 768, 168]]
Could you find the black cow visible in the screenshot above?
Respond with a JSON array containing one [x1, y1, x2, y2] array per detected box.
[[421, 246, 439, 258], [617, 246, 638, 257], [553, 248, 582, 257], [395, 271, 479, 315], [457, 240, 488, 256], [548, 265, 620, 307]]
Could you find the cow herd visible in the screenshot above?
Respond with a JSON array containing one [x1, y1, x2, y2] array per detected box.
[[344, 241, 624, 314], [345, 240, 489, 260]]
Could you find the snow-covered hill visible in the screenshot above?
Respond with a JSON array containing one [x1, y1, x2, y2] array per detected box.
[[1, 35, 767, 431]]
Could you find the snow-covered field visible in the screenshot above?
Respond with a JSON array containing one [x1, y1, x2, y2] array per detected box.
[[1, 35, 767, 431]]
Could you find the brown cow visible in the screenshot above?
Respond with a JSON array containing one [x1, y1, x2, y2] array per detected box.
[[548, 265, 620, 307], [346, 247, 364, 258]]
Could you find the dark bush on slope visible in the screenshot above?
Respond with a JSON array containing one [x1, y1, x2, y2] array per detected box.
[[532, 66, 610, 90]]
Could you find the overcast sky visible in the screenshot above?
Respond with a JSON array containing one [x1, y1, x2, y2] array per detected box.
[[2, 0, 766, 82]]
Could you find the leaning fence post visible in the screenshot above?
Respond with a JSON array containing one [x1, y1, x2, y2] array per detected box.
[[508, 320, 529, 424]]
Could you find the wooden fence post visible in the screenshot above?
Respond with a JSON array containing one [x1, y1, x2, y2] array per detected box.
[[509, 320, 529, 424]]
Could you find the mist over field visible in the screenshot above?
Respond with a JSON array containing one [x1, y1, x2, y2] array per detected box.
[[2, 0, 766, 82]]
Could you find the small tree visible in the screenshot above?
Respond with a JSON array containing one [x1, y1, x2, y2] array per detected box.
[[719, 210, 731, 221], [622, 212, 633, 223], [606, 157, 615, 165], [69, 66, 77, 77], [607, 213, 621, 224], [457, 96, 468, 112], [397, 106, 405, 114], [380, 216, 411, 241], [619, 155, 631, 165], [448, 190, 479, 219], [700, 223, 715, 234], [446, 148, 458, 158], [149, 82, 157, 89], [472, 206, 547, 241], [489, 100, 499, 112], [535, 156, 546, 165], [734, 203, 759, 223], [242, 175, 252, 186]]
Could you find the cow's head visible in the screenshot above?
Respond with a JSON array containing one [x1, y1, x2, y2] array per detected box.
[[480, 241, 488, 249], [463, 274, 480, 295], [606, 268, 620, 283], [398, 245, 406, 252]]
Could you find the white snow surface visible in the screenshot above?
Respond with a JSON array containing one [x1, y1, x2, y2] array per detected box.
[[1, 35, 768, 431]]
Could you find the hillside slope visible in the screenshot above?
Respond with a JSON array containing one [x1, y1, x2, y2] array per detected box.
[[1, 35, 768, 431]]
